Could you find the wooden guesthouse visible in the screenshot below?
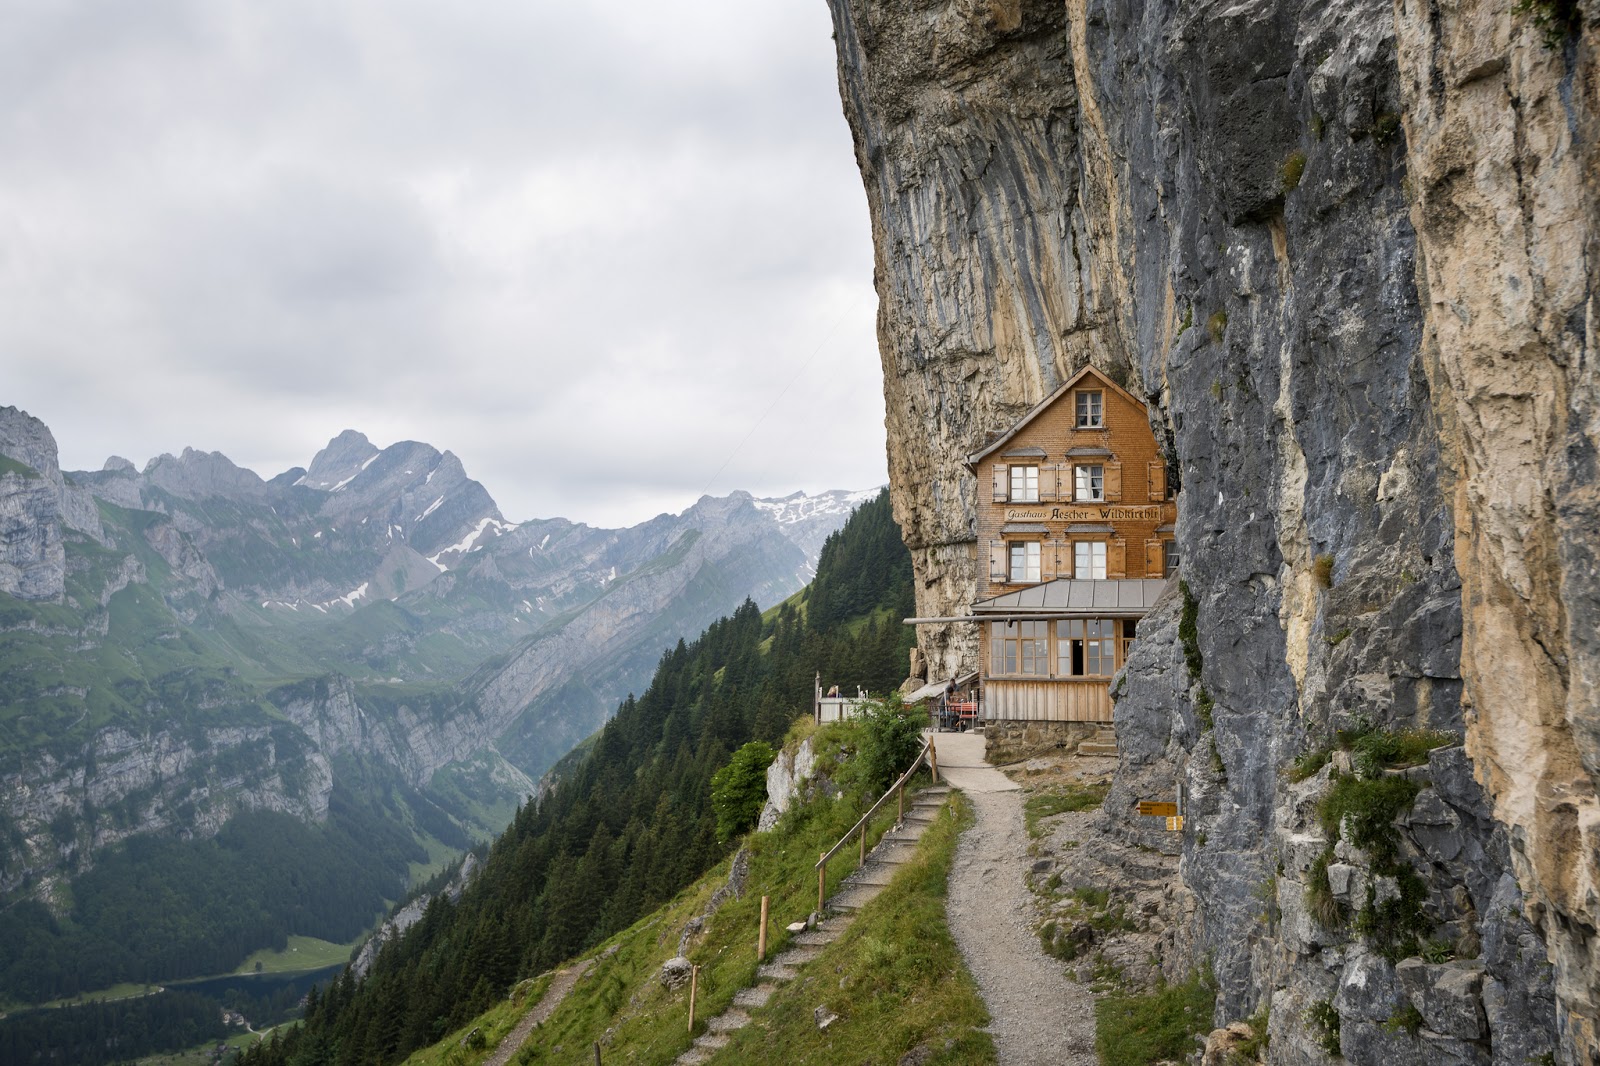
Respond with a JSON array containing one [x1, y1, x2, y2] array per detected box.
[[964, 365, 1176, 746]]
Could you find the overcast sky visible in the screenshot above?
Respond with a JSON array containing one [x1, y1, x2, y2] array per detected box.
[[2, 0, 886, 528]]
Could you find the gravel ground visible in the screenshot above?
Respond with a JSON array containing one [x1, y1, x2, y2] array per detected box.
[[943, 758, 1097, 1066]]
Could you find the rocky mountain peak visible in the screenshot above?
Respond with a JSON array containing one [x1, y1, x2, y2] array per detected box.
[[102, 456, 136, 473], [142, 447, 268, 500], [0, 406, 63, 481], [303, 429, 379, 490]]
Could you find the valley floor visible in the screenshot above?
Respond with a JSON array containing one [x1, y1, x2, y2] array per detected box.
[[937, 731, 1097, 1066]]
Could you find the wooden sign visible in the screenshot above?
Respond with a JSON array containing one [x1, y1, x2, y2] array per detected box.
[[1005, 505, 1166, 523], [1166, 815, 1185, 832], [1137, 800, 1178, 817]]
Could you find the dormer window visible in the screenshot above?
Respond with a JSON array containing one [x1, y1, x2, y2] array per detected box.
[[1009, 465, 1039, 502], [1076, 390, 1103, 428]]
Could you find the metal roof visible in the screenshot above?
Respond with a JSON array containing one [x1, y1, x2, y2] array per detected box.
[[903, 671, 980, 703], [1000, 522, 1051, 534], [972, 578, 1171, 615]]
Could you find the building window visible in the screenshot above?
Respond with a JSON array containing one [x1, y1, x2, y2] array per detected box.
[[1009, 541, 1041, 583], [1162, 541, 1179, 577], [1057, 619, 1116, 676], [992, 620, 1049, 676], [1076, 390, 1103, 428], [1074, 464, 1104, 501], [1119, 618, 1137, 665], [1074, 541, 1107, 580], [1009, 465, 1039, 502]]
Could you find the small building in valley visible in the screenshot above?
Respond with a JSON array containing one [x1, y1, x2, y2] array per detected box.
[[965, 365, 1176, 752]]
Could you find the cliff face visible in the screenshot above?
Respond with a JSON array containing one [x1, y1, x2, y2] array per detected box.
[[827, 0, 1595, 1060]]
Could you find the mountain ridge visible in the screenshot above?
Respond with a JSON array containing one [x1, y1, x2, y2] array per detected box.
[[0, 405, 881, 1005]]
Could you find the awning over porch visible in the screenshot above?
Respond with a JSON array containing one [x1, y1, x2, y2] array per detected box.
[[972, 577, 1170, 616], [903, 670, 980, 703]]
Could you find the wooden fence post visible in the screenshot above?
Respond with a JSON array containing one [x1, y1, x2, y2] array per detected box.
[[688, 964, 699, 1033], [929, 739, 939, 784], [593, 1043, 602, 1065], [758, 895, 769, 961], [859, 824, 865, 864], [818, 852, 826, 913], [897, 782, 904, 822]]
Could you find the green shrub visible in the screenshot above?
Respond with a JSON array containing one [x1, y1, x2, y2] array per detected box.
[[1306, 999, 1341, 1056], [1208, 310, 1229, 344], [1353, 868, 1431, 961], [1306, 847, 1345, 928], [1384, 1002, 1424, 1035], [710, 740, 777, 841], [1287, 745, 1332, 783], [854, 694, 925, 795], [1347, 727, 1456, 771], [1280, 150, 1308, 191], [1319, 773, 1421, 864], [1095, 971, 1217, 1066], [1179, 580, 1203, 681], [1313, 554, 1335, 588]]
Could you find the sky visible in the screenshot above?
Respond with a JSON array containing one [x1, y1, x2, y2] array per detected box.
[[2, 0, 887, 529]]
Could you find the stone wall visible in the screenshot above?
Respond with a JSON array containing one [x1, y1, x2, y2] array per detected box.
[[979, 720, 1103, 764]]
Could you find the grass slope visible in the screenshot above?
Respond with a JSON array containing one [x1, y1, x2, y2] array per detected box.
[[392, 749, 989, 1066], [714, 790, 994, 1066]]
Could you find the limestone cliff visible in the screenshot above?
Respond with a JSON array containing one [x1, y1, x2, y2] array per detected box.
[[827, 0, 1595, 1060]]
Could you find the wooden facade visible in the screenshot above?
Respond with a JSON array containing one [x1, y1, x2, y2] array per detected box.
[[966, 366, 1177, 725]]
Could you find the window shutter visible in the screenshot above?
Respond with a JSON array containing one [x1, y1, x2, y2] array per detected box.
[[1059, 541, 1074, 579], [993, 464, 1009, 502], [1108, 538, 1126, 578], [989, 540, 1008, 583], [1039, 464, 1057, 501], [1105, 461, 1123, 501], [1147, 460, 1167, 501], [1145, 539, 1164, 578], [1041, 540, 1058, 581]]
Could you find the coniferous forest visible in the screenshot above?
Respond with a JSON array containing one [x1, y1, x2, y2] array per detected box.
[[231, 489, 913, 1066]]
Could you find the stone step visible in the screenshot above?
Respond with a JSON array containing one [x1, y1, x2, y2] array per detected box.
[[693, 1032, 731, 1051], [828, 884, 885, 911], [1076, 741, 1119, 756], [733, 984, 777, 1009], [756, 962, 799, 982], [846, 864, 898, 887], [791, 928, 843, 947], [772, 946, 822, 968], [676, 1050, 711, 1065], [707, 1009, 751, 1033]]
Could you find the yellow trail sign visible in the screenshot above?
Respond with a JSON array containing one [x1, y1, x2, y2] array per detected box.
[[1136, 801, 1178, 817]]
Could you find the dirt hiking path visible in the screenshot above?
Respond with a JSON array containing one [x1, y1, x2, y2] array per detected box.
[[934, 731, 1097, 1066], [485, 958, 595, 1066]]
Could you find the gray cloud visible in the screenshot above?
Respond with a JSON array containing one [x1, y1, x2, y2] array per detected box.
[[2, 0, 885, 527]]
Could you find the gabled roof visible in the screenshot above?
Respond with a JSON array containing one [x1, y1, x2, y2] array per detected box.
[[966, 364, 1147, 468]]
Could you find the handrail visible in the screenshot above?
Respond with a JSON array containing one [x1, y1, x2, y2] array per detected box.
[[815, 738, 932, 869], [812, 737, 939, 912]]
